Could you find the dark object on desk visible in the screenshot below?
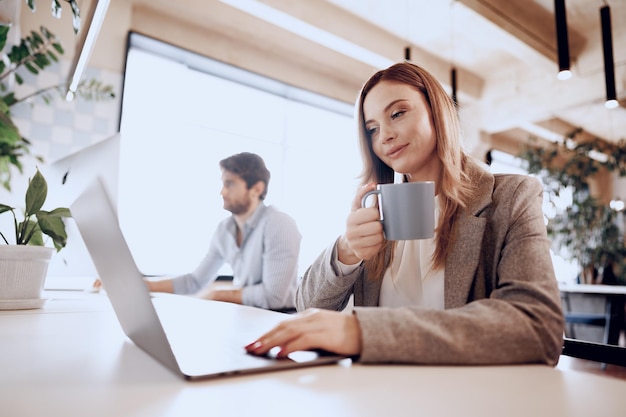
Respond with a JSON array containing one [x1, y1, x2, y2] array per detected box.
[[215, 275, 234, 282], [562, 337, 626, 367]]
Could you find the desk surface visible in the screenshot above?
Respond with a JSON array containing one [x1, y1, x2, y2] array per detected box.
[[559, 283, 626, 295], [2, 291, 626, 417]]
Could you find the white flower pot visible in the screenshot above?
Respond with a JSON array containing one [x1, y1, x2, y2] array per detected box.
[[0, 245, 54, 310]]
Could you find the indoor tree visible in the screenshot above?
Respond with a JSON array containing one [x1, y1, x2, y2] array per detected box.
[[519, 131, 626, 285]]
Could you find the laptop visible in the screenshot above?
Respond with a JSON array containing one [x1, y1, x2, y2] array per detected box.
[[69, 177, 348, 380], [43, 133, 121, 287]]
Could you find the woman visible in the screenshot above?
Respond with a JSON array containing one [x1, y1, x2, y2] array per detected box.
[[245, 62, 564, 365]]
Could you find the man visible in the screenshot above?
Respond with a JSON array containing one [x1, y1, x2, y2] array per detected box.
[[147, 152, 302, 310]]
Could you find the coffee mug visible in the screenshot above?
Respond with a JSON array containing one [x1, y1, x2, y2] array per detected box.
[[361, 182, 435, 240]]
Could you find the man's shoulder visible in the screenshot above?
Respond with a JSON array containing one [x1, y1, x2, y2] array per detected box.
[[261, 205, 300, 232], [263, 205, 296, 222]]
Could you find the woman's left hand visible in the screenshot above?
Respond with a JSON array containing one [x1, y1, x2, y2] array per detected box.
[[245, 308, 362, 358]]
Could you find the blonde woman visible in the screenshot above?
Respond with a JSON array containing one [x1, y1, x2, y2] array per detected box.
[[246, 62, 564, 365]]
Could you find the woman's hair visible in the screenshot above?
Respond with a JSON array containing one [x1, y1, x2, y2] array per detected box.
[[355, 62, 475, 278], [220, 152, 271, 200]]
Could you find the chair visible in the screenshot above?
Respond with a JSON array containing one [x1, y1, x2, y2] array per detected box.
[[562, 337, 626, 367], [560, 291, 625, 345]]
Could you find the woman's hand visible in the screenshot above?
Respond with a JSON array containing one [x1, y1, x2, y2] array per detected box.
[[337, 183, 385, 263], [245, 308, 362, 358]]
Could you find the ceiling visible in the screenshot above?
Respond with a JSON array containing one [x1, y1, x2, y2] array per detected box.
[[325, 0, 626, 152], [133, 0, 626, 156]]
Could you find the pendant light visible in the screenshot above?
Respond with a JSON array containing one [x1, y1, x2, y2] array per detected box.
[[601, 3, 618, 109], [554, 0, 571, 80], [451, 67, 458, 107], [450, 0, 458, 107]]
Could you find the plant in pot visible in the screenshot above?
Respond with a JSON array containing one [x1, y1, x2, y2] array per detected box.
[[0, 167, 71, 309]]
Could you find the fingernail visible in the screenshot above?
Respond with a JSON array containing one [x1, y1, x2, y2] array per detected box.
[[245, 341, 262, 351]]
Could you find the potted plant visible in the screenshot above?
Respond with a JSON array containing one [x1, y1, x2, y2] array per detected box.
[[518, 131, 626, 285], [0, 0, 114, 190], [0, 167, 71, 309]]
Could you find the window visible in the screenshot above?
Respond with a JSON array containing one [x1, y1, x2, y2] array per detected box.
[[119, 33, 360, 276]]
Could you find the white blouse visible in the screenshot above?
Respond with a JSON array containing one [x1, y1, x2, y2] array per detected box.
[[379, 197, 443, 309], [336, 197, 444, 310]]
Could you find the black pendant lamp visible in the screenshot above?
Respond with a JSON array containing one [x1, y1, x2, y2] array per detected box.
[[404, 46, 411, 61], [554, 0, 571, 80], [601, 4, 618, 109], [451, 67, 458, 107]]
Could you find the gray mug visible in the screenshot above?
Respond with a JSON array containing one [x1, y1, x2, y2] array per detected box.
[[361, 182, 435, 240]]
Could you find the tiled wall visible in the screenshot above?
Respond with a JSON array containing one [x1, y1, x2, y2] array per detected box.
[[3, 57, 123, 207], [9, 59, 123, 165]]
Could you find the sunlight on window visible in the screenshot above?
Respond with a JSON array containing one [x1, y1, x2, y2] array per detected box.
[[119, 44, 359, 276]]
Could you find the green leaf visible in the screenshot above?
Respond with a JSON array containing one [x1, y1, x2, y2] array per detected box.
[[52, 42, 63, 54], [25, 224, 43, 246], [0, 113, 21, 145], [0, 204, 15, 214], [47, 50, 58, 62], [24, 62, 39, 75], [0, 23, 11, 52], [38, 214, 68, 250], [30, 30, 44, 46], [18, 219, 40, 245], [43, 207, 71, 218], [25, 169, 47, 216], [33, 52, 51, 70]]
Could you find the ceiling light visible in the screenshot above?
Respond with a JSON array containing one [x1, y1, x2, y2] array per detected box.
[[557, 70, 572, 81], [65, 0, 111, 101], [220, 0, 394, 69], [451, 67, 458, 106], [554, 0, 571, 80], [600, 4, 618, 109]]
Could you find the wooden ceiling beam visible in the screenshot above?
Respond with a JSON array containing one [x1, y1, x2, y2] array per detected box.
[[257, 0, 484, 100], [459, 0, 586, 69]]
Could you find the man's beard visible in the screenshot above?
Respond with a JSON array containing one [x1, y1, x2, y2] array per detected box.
[[224, 197, 251, 215]]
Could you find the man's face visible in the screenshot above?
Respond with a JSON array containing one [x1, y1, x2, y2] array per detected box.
[[220, 170, 253, 215]]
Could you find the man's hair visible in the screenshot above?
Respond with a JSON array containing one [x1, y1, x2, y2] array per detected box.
[[219, 152, 271, 200]]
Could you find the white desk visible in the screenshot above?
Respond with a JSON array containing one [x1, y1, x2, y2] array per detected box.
[[2, 291, 626, 417], [559, 283, 626, 295]]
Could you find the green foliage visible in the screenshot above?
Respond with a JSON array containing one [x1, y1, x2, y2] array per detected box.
[[0, 168, 71, 251], [519, 132, 626, 284], [0, 5, 115, 191]]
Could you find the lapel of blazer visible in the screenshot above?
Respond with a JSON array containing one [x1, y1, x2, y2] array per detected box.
[[444, 160, 495, 308]]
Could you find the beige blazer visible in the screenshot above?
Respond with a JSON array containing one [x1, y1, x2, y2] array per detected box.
[[297, 159, 565, 365]]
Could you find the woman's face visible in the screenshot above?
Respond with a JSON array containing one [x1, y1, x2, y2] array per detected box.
[[363, 80, 440, 182]]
